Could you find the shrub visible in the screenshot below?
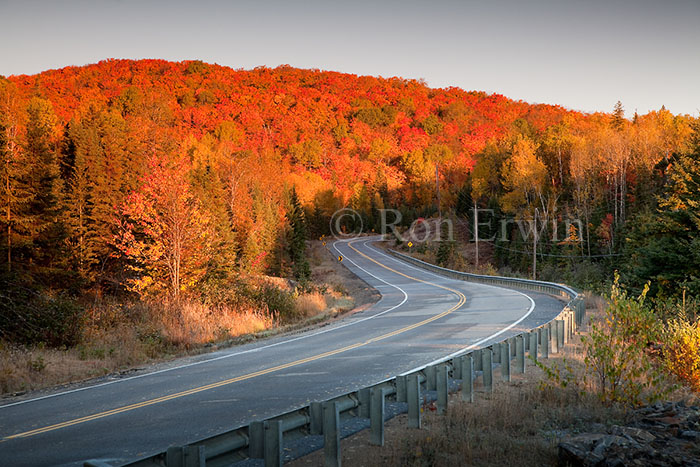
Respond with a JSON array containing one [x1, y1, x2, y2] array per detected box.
[[435, 240, 456, 267], [0, 276, 84, 348], [253, 283, 298, 321], [663, 317, 700, 392], [582, 274, 671, 405]]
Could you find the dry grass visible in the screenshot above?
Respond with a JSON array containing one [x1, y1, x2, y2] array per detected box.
[[155, 302, 275, 347], [295, 291, 329, 318]]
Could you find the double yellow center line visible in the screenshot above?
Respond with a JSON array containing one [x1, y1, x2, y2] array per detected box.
[[4, 239, 465, 441]]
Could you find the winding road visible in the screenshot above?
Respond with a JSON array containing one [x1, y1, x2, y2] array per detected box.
[[0, 237, 565, 466]]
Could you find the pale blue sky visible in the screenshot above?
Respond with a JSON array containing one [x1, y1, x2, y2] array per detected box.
[[1, 0, 698, 115]]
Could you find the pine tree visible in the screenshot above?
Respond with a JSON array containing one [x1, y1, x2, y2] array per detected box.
[[612, 101, 625, 130], [623, 124, 700, 297], [63, 124, 95, 278], [189, 136, 237, 283], [0, 81, 30, 273], [21, 97, 65, 272], [287, 188, 310, 285]]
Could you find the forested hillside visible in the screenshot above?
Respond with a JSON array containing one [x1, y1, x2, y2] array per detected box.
[[1, 59, 697, 349]]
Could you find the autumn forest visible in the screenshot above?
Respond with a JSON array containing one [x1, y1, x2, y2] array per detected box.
[[1, 58, 698, 362]]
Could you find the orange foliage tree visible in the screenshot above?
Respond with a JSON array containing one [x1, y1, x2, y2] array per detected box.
[[117, 152, 212, 299]]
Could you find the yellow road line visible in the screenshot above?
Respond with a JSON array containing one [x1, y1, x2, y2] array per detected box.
[[4, 238, 465, 441]]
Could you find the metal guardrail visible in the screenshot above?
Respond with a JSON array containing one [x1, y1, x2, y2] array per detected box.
[[99, 250, 586, 467], [385, 249, 585, 326]]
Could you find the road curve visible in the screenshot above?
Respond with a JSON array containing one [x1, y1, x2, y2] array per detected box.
[[0, 236, 565, 466]]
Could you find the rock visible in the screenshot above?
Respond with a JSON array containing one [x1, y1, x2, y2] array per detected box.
[[591, 434, 629, 457], [679, 430, 700, 440], [655, 416, 681, 426], [559, 441, 597, 466], [558, 401, 700, 467], [610, 425, 655, 443]]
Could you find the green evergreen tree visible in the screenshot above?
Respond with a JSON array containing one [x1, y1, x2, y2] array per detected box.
[[612, 101, 625, 130], [189, 144, 237, 285], [623, 124, 700, 297], [21, 97, 66, 273], [0, 82, 31, 273], [287, 188, 310, 284]]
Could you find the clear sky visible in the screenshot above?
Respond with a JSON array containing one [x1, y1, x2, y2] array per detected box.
[[1, 0, 698, 116]]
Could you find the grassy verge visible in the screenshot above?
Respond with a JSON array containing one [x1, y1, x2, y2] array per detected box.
[[0, 240, 378, 397]]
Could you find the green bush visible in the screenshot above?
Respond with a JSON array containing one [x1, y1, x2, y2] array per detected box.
[[0, 275, 84, 347], [436, 240, 456, 267], [582, 274, 672, 405], [252, 283, 298, 321]]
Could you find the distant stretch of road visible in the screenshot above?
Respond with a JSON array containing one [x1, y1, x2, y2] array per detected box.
[[0, 236, 565, 466]]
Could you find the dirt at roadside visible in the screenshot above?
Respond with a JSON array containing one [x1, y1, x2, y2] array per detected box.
[[308, 239, 380, 313]]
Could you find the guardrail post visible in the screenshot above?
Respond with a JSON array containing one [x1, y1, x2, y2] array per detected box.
[[323, 401, 341, 467], [264, 420, 283, 467], [370, 387, 386, 446], [474, 349, 483, 371], [165, 446, 205, 467], [492, 343, 501, 364], [482, 347, 493, 392], [460, 354, 474, 402], [509, 337, 517, 358], [166, 446, 182, 467], [396, 375, 407, 403], [562, 312, 570, 344], [310, 402, 323, 435], [550, 322, 559, 354], [558, 319, 565, 348], [407, 374, 421, 429], [426, 365, 437, 391], [452, 357, 461, 379], [358, 388, 370, 418], [541, 328, 549, 359], [437, 364, 448, 414], [515, 334, 526, 374], [501, 341, 511, 382], [248, 421, 265, 458], [576, 298, 585, 326], [527, 329, 540, 361]]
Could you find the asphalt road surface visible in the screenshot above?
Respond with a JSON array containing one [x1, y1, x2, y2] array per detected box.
[[0, 237, 565, 466]]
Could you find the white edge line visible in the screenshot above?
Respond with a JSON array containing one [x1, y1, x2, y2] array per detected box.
[[0, 238, 408, 410], [357, 237, 539, 376], [400, 293, 536, 376]]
